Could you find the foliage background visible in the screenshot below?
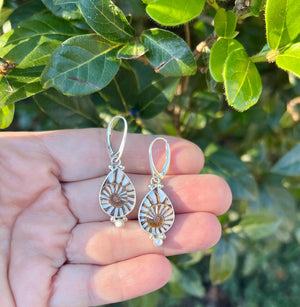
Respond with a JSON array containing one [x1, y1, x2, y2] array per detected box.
[[1, 0, 300, 306]]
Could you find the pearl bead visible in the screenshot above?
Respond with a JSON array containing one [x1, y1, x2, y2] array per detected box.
[[154, 238, 163, 246], [114, 220, 124, 228]]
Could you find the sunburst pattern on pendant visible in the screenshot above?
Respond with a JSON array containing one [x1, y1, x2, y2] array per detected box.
[[139, 187, 175, 235], [99, 168, 136, 218]]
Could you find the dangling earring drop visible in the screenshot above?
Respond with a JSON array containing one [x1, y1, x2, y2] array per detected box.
[[99, 116, 136, 227], [138, 137, 175, 246]]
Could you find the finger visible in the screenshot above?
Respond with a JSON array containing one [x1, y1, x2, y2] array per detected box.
[[66, 213, 221, 266], [64, 174, 232, 223], [39, 129, 204, 181], [49, 254, 171, 307]]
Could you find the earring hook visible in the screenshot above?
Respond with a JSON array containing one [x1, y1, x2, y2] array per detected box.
[[107, 115, 127, 167], [149, 137, 170, 185]]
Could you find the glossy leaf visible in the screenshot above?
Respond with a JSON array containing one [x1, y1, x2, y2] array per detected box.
[[41, 34, 121, 95], [117, 41, 148, 59], [209, 238, 237, 284], [266, 0, 300, 50], [0, 13, 83, 64], [237, 213, 279, 240], [209, 38, 243, 82], [224, 48, 262, 111], [34, 89, 100, 127], [142, 28, 196, 76], [271, 143, 300, 175], [276, 43, 300, 78], [145, 0, 205, 26], [42, 0, 81, 20], [79, 0, 135, 43], [0, 103, 15, 129], [54, 0, 77, 3], [7, 0, 45, 29], [214, 8, 237, 39], [0, 13, 83, 107], [203, 145, 258, 201], [98, 65, 139, 112], [250, 0, 266, 16]]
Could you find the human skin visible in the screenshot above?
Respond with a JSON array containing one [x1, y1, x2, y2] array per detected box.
[[0, 129, 232, 307]]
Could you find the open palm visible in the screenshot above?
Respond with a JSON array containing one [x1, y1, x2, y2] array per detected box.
[[0, 129, 231, 307]]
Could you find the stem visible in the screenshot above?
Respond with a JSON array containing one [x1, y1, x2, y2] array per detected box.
[[184, 23, 191, 48], [206, 0, 219, 10], [250, 55, 267, 63]]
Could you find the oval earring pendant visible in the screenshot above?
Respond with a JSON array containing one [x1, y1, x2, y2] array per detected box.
[[99, 116, 136, 227], [100, 168, 136, 227], [138, 137, 175, 246], [139, 186, 175, 246]]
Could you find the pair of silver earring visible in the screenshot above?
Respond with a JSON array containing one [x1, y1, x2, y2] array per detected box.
[[99, 115, 175, 246]]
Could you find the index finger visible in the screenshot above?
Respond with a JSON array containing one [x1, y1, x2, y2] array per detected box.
[[38, 129, 204, 182]]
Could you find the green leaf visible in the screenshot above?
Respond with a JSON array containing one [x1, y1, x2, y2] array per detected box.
[[117, 41, 148, 59], [214, 8, 237, 39], [271, 143, 300, 175], [127, 291, 159, 307], [0, 7, 13, 28], [0, 103, 15, 129], [145, 0, 205, 26], [276, 43, 300, 78], [250, 0, 266, 16], [209, 38, 243, 82], [137, 76, 180, 118], [237, 213, 279, 240], [141, 28, 196, 76], [177, 251, 205, 267], [34, 89, 100, 127], [0, 13, 84, 107], [249, 184, 296, 243], [209, 238, 237, 284], [224, 48, 262, 111], [203, 145, 258, 201], [54, 0, 77, 3], [42, 0, 81, 20], [179, 268, 205, 298], [7, 0, 45, 29], [78, 0, 135, 43], [266, 0, 300, 50], [41, 34, 121, 96], [98, 65, 139, 112], [0, 13, 84, 64]]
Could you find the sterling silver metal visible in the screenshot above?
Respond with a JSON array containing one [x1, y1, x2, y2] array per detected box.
[[138, 137, 175, 246], [99, 116, 136, 227]]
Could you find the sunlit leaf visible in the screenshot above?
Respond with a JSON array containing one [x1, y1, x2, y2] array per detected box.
[[0, 103, 14, 129], [210, 238, 237, 284], [266, 0, 300, 49], [214, 8, 237, 39], [276, 43, 300, 78], [145, 0, 205, 26], [117, 41, 148, 59], [224, 48, 262, 111], [142, 28, 196, 76], [41, 34, 121, 95], [79, 0, 135, 43], [42, 0, 81, 20], [209, 38, 243, 82]]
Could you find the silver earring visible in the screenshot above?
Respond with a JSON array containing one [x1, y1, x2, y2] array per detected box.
[[99, 116, 136, 228], [138, 137, 175, 246]]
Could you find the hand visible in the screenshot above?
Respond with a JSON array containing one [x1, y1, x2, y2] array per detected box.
[[0, 129, 231, 307]]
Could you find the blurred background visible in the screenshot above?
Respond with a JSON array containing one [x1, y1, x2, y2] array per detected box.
[[1, 0, 300, 306]]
